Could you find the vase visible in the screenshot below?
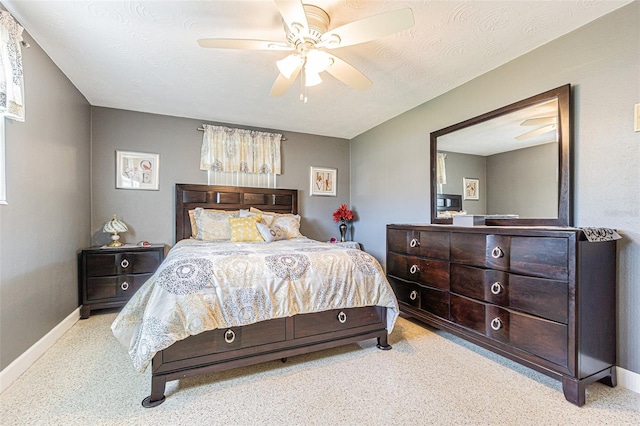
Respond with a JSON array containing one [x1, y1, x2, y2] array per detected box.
[[339, 221, 347, 242]]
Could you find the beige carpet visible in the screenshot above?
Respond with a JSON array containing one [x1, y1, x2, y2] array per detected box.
[[1, 311, 638, 425]]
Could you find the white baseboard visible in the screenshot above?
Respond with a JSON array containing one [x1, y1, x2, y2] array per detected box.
[[0, 307, 80, 394], [617, 366, 640, 394]]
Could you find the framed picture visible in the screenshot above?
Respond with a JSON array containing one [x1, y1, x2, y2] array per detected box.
[[463, 177, 479, 200], [310, 166, 337, 196], [116, 150, 160, 190]]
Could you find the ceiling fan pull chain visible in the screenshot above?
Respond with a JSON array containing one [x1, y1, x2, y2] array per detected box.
[[300, 66, 308, 103]]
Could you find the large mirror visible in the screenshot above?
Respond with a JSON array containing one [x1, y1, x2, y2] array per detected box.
[[430, 85, 571, 226]]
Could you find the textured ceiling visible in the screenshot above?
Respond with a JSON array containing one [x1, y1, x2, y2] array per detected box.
[[3, 0, 631, 139]]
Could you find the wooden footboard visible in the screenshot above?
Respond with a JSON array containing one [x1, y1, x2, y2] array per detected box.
[[142, 306, 391, 407]]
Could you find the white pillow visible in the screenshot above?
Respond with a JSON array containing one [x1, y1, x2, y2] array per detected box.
[[193, 208, 239, 241], [256, 222, 288, 242]]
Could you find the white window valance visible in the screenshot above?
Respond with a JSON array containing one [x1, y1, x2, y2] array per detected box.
[[0, 10, 25, 121], [200, 124, 282, 175]]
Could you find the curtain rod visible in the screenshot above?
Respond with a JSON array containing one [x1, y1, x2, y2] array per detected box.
[[197, 127, 286, 141]]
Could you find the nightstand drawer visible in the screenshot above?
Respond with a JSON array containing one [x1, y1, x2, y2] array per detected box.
[[85, 251, 162, 277], [86, 273, 154, 301]]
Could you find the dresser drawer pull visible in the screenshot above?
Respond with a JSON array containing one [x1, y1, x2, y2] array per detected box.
[[120, 259, 130, 269], [409, 264, 420, 274], [120, 281, 129, 291], [490, 318, 503, 330], [224, 329, 236, 344], [491, 247, 504, 259], [409, 290, 418, 301], [337, 311, 348, 324], [409, 238, 420, 248], [490, 282, 503, 295]]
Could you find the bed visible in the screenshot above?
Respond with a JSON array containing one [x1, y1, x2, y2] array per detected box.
[[111, 184, 399, 407]]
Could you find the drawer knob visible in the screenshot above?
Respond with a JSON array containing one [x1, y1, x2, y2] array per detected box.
[[120, 259, 130, 268], [409, 290, 418, 301], [490, 317, 503, 331], [409, 238, 420, 248], [409, 264, 420, 274], [120, 281, 129, 291], [491, 247, 504, 259], [224, 329, 236, 344], [337, 311, 347, 324], [490, 282, 503, 295]]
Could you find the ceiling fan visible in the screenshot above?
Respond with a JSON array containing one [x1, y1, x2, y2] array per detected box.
[[516, 116, 557, 140], [197, 0, 414, 101]]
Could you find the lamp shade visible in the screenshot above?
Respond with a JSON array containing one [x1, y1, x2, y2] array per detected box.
[[103, 214, 128, 247]]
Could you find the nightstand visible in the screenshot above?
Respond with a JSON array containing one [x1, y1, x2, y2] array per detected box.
[[334, 241, 361, 250], [79, 244, 164, 319]]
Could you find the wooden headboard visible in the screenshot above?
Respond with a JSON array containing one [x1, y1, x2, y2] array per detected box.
[[175, 184, 298, 243]]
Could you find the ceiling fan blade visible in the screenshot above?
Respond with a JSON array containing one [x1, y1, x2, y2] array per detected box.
[[325, 54, 372, 90], [270, 66, 302, 97], [274, 0, 308, 36], [520, 116, 557, 126], [197, 38, 292, 50], [320, 8, 414, 49], [515, 124, 556, 140]]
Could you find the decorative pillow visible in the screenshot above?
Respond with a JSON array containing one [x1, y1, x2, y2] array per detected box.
[[249, 208, 304, 239], [228, 215, 264, 242], [193, 208, 239, 241], [256, 222, 288, 242], [239, 209, 274, 227], [249, 207, 293, 217]]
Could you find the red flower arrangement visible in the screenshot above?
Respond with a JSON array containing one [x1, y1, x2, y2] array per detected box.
[[333, 204, 355, 223]]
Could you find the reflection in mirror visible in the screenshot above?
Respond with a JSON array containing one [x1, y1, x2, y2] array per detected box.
[[430, 85, 571, 227]]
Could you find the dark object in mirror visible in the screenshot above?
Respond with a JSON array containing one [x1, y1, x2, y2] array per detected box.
[[430, 85, 571, 227], [437, 194, 463, 214]]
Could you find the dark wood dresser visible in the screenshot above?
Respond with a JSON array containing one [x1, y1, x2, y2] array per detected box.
[[79, 245, 164, 319], [386, 224, 616, 406]]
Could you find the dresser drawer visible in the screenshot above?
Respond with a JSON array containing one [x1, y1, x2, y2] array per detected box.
[[451, 295, 568, 367], [162, 318, 288, 362], [420, 286, 450, 319], [451, 233, 569, 280], [85, 250, 163, 277], [485, 305, 568, 367], [450, 264, 568, 323], [387, 228, 449, 260], [293, 306, 383, 339], [86, 273, 153, 301], [387, 252, 449, 290], [388, 277, 421, 308]]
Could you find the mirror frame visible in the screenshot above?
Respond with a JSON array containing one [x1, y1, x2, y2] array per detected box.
[[430, 84, 572, 227]]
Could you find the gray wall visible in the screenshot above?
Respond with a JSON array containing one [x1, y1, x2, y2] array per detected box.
[[351, 3, 639, 375], [0, 27, 91, 369], [90, 107, 350, 247], [487, 142, 558, 218]]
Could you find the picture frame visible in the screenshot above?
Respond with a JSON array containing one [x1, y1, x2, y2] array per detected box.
[[463, 177, 479, 200], [116, 150, 160, 190], [310, 166, 337, 196]]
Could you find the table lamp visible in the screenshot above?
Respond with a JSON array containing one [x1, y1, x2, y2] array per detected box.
[[103, 214, 128, 247]]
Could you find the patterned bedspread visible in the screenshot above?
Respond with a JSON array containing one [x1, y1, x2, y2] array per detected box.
[[111, 238, 399, 372]]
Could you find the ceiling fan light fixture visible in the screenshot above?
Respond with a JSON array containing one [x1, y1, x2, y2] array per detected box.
[[277, 54, 303, 79], [304, 70, 323, 87], [305, 49, 332, 74]]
